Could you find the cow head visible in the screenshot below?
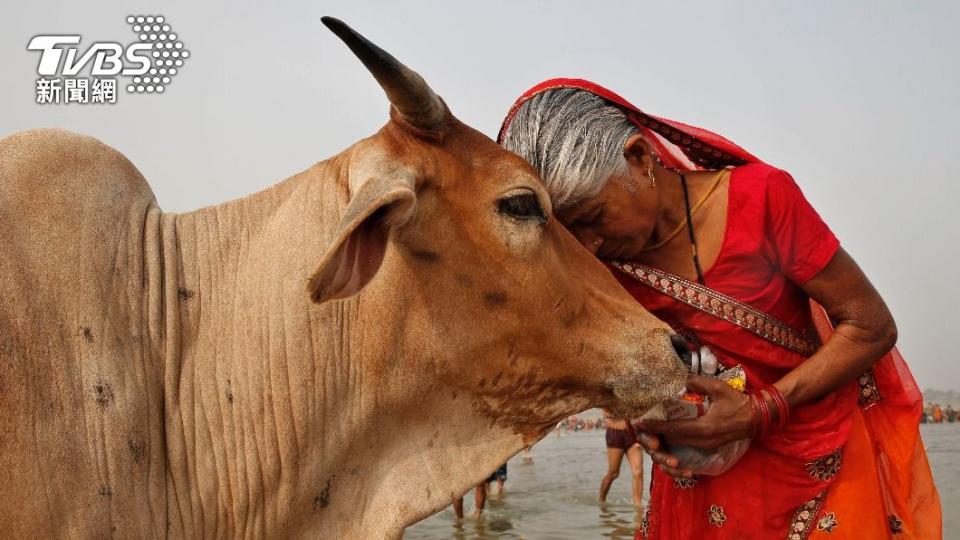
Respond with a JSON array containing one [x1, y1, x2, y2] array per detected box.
[[309, 18, 687, 435]]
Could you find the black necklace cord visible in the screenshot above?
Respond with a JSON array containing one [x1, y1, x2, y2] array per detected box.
[[679, 172, 706, 284]]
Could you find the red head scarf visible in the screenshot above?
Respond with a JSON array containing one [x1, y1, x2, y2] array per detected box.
[[497, 78, 761, 171]]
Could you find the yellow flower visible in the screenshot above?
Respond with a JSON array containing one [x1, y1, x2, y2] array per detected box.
[[726, 377, 746, 393]]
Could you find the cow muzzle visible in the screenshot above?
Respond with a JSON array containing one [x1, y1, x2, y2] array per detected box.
[[604, 330, 690, 417]]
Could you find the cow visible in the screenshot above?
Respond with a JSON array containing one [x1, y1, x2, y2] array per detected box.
[[0, 18, 688, 539]]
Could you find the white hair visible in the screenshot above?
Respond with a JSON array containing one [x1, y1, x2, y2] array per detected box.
[[501, 88, 640, 208]]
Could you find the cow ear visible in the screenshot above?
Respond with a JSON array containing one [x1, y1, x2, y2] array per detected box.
[[308, 174, 416, 303]]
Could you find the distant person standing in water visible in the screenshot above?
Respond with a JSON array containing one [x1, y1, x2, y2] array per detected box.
[[487, 463, 508, 496], [599, 409, 645, 507], [452, 463, 508, 518], [946, 405, 956, 423], [475, 463, 508, 516]]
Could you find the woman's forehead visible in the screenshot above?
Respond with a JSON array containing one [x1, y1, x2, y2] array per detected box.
[[555, 196, 602, 223]]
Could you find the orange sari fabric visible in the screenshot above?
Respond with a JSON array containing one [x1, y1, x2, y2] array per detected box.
[[807, 310, 941, 539]]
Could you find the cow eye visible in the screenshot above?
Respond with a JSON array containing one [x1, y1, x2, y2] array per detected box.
[[497, 192, 547, 224]]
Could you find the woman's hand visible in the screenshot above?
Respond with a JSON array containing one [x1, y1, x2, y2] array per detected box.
[[634, 432, 696, 479], [639, 375, 754, 451]]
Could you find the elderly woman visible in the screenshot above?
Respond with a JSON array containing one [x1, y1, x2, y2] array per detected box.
[[498, 80, 940, 539]]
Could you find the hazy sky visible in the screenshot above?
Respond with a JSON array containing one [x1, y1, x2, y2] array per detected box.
[[2, 1, 957, 390]]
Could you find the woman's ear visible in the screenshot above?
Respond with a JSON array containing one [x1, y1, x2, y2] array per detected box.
[[623, 133, 656, 172]]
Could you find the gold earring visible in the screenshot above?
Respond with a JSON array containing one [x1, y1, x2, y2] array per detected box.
[[647, 166, 656, 188]]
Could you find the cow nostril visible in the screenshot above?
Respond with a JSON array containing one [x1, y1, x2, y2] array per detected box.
[[670, 334, 692, 367]]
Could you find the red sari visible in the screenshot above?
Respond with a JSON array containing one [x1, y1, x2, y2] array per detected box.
[[499, 79, 941, 539]]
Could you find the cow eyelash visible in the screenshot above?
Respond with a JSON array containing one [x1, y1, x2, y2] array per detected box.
[[497, 192, 547, 224]]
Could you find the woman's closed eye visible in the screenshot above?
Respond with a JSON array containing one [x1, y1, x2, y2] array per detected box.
[[574, 203, 605, 228], [498, 192, 547, 223]]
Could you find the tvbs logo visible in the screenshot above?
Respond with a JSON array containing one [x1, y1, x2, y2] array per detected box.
[[27, 15, 189, 105], [28, 36, 152, 77]]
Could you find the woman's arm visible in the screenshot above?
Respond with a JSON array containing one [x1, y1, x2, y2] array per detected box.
[[638, 247, 896, 467], [775, 247, 896, 405]]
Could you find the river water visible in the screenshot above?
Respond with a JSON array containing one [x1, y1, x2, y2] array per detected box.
[[406, 424, 957, 539]]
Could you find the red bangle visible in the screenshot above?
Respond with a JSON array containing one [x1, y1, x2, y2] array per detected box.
[[761, 384, 791, 432], [759, 391, 772, 437], [750, 390, 773, 439]]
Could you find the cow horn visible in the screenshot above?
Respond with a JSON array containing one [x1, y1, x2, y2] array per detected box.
[[322, 17, 446, 132]]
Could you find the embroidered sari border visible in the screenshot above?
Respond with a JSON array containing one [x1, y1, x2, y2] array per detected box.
[[787, 491, 827, 540], [612, 262, 818, 356]]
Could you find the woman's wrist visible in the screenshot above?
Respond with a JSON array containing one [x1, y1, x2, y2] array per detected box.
[[748, 385, 791, 439], [763, 384, 791, 431], [772, 378, 800, 407]]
